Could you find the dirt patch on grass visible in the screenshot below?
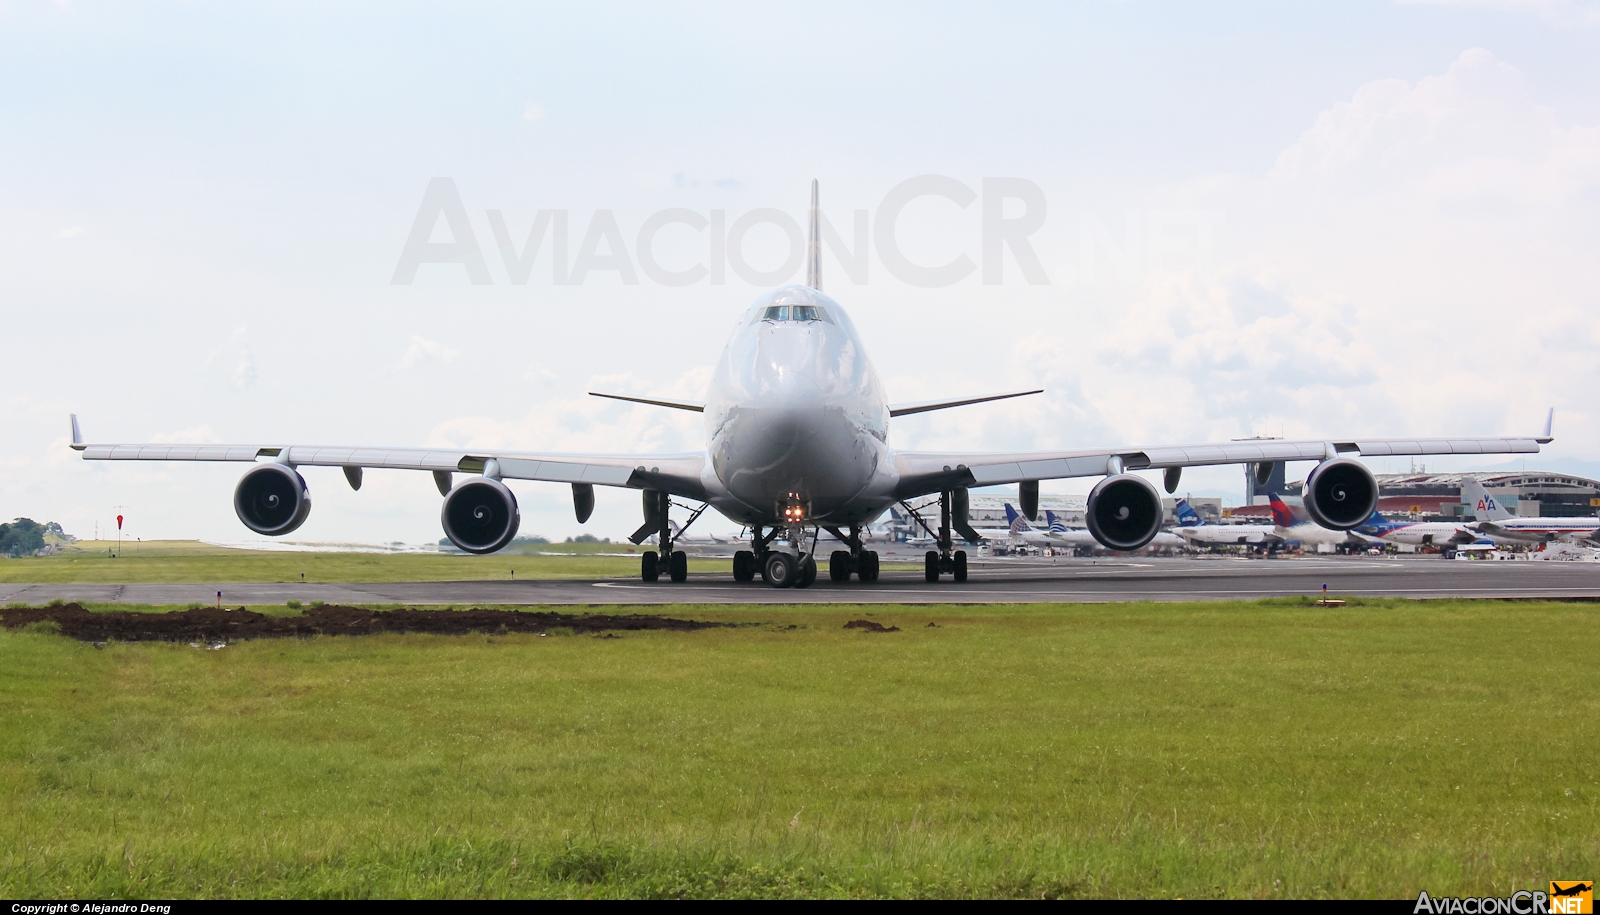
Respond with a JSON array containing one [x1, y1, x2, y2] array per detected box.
[[0, 603, 729, 643], [843, 619, 900, 633]]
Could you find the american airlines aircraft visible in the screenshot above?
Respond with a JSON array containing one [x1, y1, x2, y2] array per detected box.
[[68, 184, 1554, 588], [1462, 479, 1600, 544]]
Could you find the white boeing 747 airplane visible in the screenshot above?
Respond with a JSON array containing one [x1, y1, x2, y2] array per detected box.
[[69, 184, 1554, 588]]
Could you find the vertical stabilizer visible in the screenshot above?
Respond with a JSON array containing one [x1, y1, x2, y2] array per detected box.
[[1174, 499, 1204, 527], [1461, 478, 1513, 521], [805, 179, 821, 291]]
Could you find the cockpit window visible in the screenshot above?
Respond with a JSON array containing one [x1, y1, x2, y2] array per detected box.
[[757, 304, 831, 324]]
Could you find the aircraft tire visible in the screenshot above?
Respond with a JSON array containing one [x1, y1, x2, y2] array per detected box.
[[859, 551, 879, 581], [797, 555, 817, 588], [924, 550, 940, 582], [732, 550, 755, 582], [953, 550, 968, 582], [641, 551, 659, 582], [763, 551, 797, 588], [829, 550, 851, 581], [669, 550, 688, 582]]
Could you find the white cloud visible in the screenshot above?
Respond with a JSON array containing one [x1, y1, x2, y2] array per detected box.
[[56, 226, 84, 239], [522, 101, 545, 121], [399, 335, 460, 369], [960, 47, 1600, 487], [229, 327, 257, 390], [427, 366, 710, 456]]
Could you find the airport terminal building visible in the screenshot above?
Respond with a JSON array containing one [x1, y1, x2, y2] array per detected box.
[[1283, 471, 1600, 519]]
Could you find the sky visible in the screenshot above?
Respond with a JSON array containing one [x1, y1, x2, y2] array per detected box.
[[3, 0, 1599, 545]]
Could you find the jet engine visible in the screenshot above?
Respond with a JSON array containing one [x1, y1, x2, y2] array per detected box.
[[233, 463, 312, 536], [1302, 457, 1378, 530], [441, 476, 521, 554], [1085, 473, 1163, 551]]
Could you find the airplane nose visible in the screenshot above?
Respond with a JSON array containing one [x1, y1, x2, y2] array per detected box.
[[751, 329, 825, 407]]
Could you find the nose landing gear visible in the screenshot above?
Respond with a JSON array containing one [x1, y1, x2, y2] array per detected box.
[[760, 550, 817, 588], [739, 524, 843, 588]]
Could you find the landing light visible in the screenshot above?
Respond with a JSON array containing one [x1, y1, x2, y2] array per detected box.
[[783, 495, 806, 522]]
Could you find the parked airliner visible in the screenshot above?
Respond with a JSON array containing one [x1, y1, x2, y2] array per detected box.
[[1268, 495, 1374, 549], [1354, 513, 1476, 549], [69, 183, 1553, 587], [1462, 479, 1600, 544], [1170, 499, 1279, 549]]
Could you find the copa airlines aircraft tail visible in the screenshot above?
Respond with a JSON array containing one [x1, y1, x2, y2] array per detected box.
[[69, 182, 1554, 587]]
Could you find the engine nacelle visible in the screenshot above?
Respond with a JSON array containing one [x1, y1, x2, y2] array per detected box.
[[441, 477, 521, 554], [1302, 457, 1378, 530], [1085, 473, 1163, 551], [233, 463, 312, 536]]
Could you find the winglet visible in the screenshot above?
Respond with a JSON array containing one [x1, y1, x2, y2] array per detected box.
[[805, 179, 821, 291], [69, 414, 85, 451], [1538, 407, 1554, 443]]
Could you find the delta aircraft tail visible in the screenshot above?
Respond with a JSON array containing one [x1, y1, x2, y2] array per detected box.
[[1267, 494, 1304, 528], [1460, 478, 1513, 521]]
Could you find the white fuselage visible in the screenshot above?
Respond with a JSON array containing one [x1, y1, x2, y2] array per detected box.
[[1275, 521, 1366, 547], [1174, 524, 1278, 547], [1370, 522, 1476, 547], [702, 286, 894, 528], [1472, 517, 1600, 544]]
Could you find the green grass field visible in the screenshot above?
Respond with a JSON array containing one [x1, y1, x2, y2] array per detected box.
[[0, 540, 711, 583], [2, 598, 1595, 899]]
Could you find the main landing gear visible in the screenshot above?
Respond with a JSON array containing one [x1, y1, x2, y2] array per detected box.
[[822, 523, 879, 583], [900, 490, 976, 583], [733, 523, 879, 588], [630, 490, 707, 583]]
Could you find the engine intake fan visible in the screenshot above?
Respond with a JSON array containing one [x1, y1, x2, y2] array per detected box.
[[1085, 473, 1163, 551], [233, 463, 312, 536], [1302, 457, 1378, 530], [441, 477, 521, 554]]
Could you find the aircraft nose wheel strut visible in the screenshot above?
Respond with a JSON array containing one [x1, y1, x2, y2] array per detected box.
[[741, 524, 827, 588]]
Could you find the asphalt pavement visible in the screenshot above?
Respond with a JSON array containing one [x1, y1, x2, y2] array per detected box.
[[3, 555, 1598, 605]]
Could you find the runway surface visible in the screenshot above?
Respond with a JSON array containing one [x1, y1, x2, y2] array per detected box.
[[4, 556, 1599, 605]]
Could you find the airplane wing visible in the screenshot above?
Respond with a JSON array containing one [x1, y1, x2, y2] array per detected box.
[[70, 417, 708, 499], [890, 434, 1547, 499]]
